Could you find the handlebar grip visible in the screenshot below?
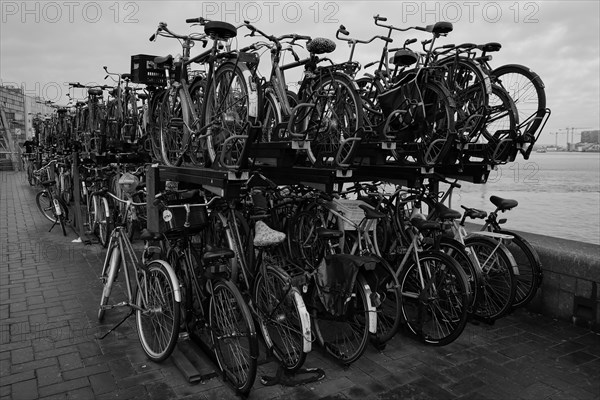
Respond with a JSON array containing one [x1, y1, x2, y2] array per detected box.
[[375, 15, 387, 21], [149, 33, 156, 41], [339, 25, 349, 35], [406, 38, 417, 45], [380, 36, 393, 43], [186, 17, 201, 23]]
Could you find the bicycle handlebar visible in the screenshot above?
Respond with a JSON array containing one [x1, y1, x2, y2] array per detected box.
[[336, 24, 393, 45]]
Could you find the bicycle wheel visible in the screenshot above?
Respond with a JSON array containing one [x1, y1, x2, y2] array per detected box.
[[204, 62, 251, 169], [136, 260, 180, 362], [496, 231, 542, 309], [482, 84, 519, 140], [159, 87, 186, 166], [260, 90, 282, 143], [95, 195, 113, 248], [98, 245, 120, 321], [209, 279, 258, 395], [398, 251, 469, 346], [437, 57, 490, 140], [288, 211, 327, 268], [362, 256, 402, 346], [188, 79, 208, 167], [254, 264, 309, 372], [438, 237, 481, 313], [61, 173, 72, 204], [392, 81, 456, 166], [303, 73, 363, 166], [492, 64, 546, 135], [312, 273, 372, 365], [464, 236, 517, 321], [355, 76, 385, 128], [86, 194, 97, 235], [36, 191, 57, 222]]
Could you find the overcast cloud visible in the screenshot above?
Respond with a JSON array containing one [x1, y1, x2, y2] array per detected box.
[[1, 0, 598, 144]]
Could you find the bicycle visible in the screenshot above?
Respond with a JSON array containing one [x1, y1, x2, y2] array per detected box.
[[35, 160, 70, 236], [97, 195, 181, 363], [155, 191, 259, 395], [472, 195, 543, 309], [396, 176, 518, 321], [206, 181, 312, 373], [288, 187, 401, 347]]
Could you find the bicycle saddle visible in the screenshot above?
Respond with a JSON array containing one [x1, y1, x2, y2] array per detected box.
[[40, 180, 56, 187], [490, 196, 518, 211], [88, 88, 103, 96], [359, 204, 386, 219], [204, 20, 237, 40], [410, 216, 441, 231], [316, 227, 343, 239], [154, 54, 173, 67], [306, 37, 336, 55], [478, 42, 501, 52], [254, 221, 286, 247], [202, 245, 235, 262], [122, 73, 133, 80], [425, 21, 453, 35], [137, 93, 148, 100], [390, 49, 418, 67], [140, 229, 162, 241], [434, 203, 462, 220]]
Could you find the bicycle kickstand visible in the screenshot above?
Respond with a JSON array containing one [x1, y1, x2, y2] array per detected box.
[[48, 218, 59, 233], [96, 309, 134, 340]]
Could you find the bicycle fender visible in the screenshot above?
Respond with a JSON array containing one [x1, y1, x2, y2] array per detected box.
[[292, 289, 312, 353], [233, 62, 258, 118], [148, 259, 182, 303], [465, 234, 519, 276], [357, 275, 377, 334]]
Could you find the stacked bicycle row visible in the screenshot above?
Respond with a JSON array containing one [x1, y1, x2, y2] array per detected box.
[[37, 14, 549, 176], [23, 148, 543, 395]]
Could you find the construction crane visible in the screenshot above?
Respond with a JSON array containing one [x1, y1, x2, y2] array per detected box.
[[559, 127, 591, 150], [551, 131, 567, 147]]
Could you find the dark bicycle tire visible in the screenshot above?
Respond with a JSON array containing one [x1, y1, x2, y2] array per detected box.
[[398, 251, 470, 346], [464, 235, 517, 321], [203, 62, 252, 169], [495, 230, 542, 309], [312, 274, 372, 365], [98, 245, 120, 322], [491, 64, 546, 135], [36, 191, 57, 222], [209, 279, 258, 396], [136, 260, 180, 362], [301, 72, 363, 166], [253, 265, 309, 372], [362, 255, 402, 346], [159, 87, 186, 166], [95, 195, 113, 248]]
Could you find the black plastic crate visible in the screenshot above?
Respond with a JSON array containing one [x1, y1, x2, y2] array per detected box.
[[131, 54, 166, 86]]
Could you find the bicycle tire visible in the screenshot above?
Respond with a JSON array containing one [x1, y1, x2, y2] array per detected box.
[[159, 87, 185, 166], [355, 76, 385, 128], [98, 245, 120, 322], [260, 90, 282, 143], [464, 236, 517, 321], [391, 81, 456, 166], [27, 163, 35, 186], [302, 73, 363, 166], [477, 84, 520, 164], [398, 251, 470, 346], [312, 273, 372, 365], [209, 278, 258, 395], [437, 237, 481, 313], [96, 195, 113, 248], [86, 194, 97, 235], [203, 62, 252, 169], [61, 173, 72, 204], [136, 260, 180, 362], [362, 255, 402, 346], [188, 79, 207, 167], [436, 57, 490, 140], [36, 191, 57, 222], [495, 230, 542, 309], [253, 265, 309, 372], [491, 64, 546, 135]]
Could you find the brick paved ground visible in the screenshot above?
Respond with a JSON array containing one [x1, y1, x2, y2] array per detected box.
[[1, 170, 599, 400]]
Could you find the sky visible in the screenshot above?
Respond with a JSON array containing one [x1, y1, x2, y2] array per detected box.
[[1, 0, 599, 145]]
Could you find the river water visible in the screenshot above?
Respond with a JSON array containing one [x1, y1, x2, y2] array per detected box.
[[449, 152, 600, 245]]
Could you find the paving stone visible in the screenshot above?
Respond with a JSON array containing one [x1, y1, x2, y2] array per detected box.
[[10, 378, 38, 400]]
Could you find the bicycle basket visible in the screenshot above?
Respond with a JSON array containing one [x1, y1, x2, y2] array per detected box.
[[131, 54, 166, 86], [160, 192, 209, 234], [328, 198, 374, 231], [117, 172, 139, 195]]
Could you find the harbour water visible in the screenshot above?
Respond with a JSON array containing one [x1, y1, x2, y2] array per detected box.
[[451, 152, 600, 246]]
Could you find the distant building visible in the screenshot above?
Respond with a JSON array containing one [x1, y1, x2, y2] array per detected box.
[[581, 130, 600, 144]]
